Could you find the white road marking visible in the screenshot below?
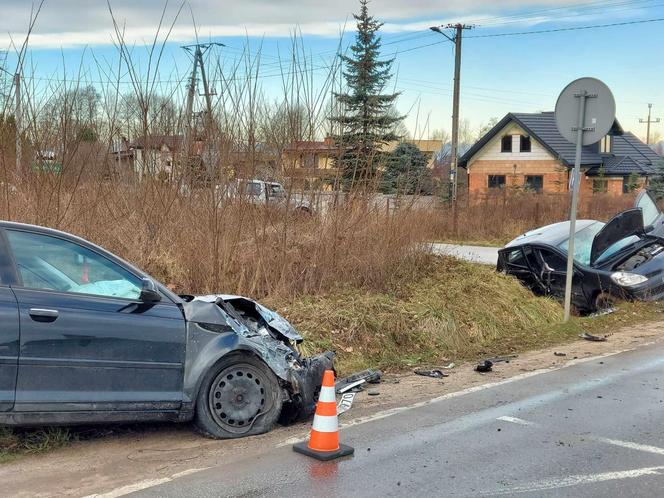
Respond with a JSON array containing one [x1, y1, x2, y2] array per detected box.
[[82, 468, 209, 498], [489, 466, 664, 495], [594, 437, 664, 456], [496, 416, 534, 426]]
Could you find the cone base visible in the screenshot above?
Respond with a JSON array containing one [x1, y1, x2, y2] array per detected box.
[[293, 441, 355, 461]]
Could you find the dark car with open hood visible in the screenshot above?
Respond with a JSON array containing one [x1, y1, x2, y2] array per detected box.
[[0, 221, 333, 438], [497, 191, 664, 313]]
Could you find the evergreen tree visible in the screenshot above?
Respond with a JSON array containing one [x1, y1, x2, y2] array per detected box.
[[381, 142, 431, 194], [331, 0, 402, 189], [648, 160, 664, 199]]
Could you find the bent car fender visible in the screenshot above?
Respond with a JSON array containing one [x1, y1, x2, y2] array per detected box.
[[182, 322, 298, 404]]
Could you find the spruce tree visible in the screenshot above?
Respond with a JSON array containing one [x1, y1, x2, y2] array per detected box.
[[331, 0, 402, 189], [648, 160, 664, 199], [381, 142, 431, 194]]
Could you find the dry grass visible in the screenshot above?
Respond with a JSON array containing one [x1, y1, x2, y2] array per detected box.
[[432, 191, 636, 245], [2, 178, 442, 300]]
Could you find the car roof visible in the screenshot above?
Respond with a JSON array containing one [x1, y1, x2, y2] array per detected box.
[[504, 219, 600, 248], [0, 220, 89, 240]]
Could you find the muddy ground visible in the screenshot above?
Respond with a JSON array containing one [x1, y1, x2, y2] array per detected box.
[[2, 320, 663, 498]]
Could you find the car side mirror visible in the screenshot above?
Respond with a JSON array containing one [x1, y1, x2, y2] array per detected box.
[[139, 278, 161, 303]]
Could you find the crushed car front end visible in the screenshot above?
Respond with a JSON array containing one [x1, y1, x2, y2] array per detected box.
[[179, 294, 334, 424]]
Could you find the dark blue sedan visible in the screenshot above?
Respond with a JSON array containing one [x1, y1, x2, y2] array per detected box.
[[0, 221, 333, 438]]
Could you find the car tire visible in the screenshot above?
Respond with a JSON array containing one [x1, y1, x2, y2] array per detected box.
[[594, 292, 616, 312], [194, 353, 283, 439]]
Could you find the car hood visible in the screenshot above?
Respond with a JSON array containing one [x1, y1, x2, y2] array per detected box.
[[193, 294, 303, 344], [590, 208, 644, 266]]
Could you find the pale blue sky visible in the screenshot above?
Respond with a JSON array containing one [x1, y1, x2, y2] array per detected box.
[[2, 0, 663, 141]]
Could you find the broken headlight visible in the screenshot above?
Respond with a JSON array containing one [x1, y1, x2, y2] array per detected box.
[[610, 271, 648, 287]]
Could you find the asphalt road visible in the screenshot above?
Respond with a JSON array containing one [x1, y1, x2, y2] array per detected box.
[[431, 243, 500, 266], [133, 343, 664, 498]]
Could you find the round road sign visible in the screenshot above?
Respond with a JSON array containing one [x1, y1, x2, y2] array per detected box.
[[554, 77, 616, 146]]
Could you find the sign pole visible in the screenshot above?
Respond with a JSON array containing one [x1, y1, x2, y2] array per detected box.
[[555, 77, 615, 321], [563, 91, 589, 322]]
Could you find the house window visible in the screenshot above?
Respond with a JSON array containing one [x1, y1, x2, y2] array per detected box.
[[600, 135, 612, 154], [488, 175, 506, 189], [501, 136, 513, 153], [592, 179, 608, 194], [525, 175, 543, 193], [303, 153, 316, 168], [520, 135, 531, 153]]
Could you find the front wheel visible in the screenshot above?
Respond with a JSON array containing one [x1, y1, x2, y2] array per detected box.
[[195, 354, 283, 439], [593, 292, 616, 313]]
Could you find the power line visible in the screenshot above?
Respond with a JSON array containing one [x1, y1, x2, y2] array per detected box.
[[466, 17, 664, 38], [466, 0, 659, 27]]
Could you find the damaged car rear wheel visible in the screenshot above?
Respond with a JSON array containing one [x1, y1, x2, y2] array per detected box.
[[195, 354, 283, 439]]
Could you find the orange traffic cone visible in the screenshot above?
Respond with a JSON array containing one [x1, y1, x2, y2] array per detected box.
[[293, 370, 354, 461]]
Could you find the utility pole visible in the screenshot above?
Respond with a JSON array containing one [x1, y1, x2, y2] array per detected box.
[[430, 23, 473, 202], [639, 103, 660, 145], [181, 43, 223, 156]]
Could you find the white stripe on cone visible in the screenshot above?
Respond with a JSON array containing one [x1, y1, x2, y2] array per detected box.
[[318, 385, 336, 403], [312, 414, 338, 433]]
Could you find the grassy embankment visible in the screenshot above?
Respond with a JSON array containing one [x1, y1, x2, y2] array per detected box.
[[278, 254, 662, 374]]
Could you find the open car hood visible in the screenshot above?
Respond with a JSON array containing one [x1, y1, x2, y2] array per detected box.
[[590, 208, 644, 266]]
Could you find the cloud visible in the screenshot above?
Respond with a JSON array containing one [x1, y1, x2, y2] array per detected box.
[[0, 0, 647, 49]]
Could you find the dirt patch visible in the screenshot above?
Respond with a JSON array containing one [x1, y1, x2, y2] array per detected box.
[[2, 320, 662, 498]]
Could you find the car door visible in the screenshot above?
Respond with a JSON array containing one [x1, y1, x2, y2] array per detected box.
[[500, 246, 542, 292], [0, 231, 19, 411], [5, 227, 187, 413], [636, 190, 664, 237], [535, 247, 588, 307]]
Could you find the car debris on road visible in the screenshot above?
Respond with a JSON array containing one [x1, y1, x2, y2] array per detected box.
[[579, 332, 608, 342], [414, 369, 449, 379], [337, 392, 356, 415], [475, 360, 494, 373], [336, 369, 382, 394]]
